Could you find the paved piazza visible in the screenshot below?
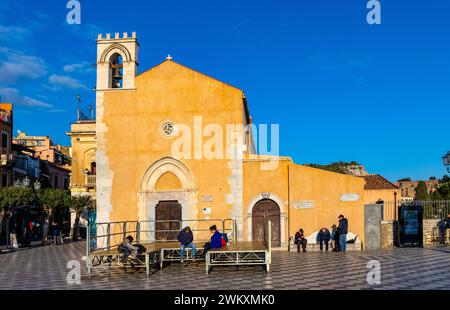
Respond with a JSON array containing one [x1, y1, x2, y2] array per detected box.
[[0, 242, 449, 290]]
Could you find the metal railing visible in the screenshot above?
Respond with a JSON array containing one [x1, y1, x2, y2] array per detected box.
[[87, 218, 236, 255], [381, 200, 450, 221], [84, 175, 96, 188]]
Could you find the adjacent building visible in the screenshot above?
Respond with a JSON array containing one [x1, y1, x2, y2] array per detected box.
[[13, 132, 71, 189], [362, 174, 400, 204], [0, 103, 13, 187], [395, 179, 439, 201], [362, 174, 401, 220], [66, 113, 96, 202]]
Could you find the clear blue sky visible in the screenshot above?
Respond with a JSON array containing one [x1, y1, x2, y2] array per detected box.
[[0, 0, 449, 181]]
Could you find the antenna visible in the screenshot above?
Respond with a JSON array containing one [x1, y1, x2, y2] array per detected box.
[[76, 94, 81, 121]]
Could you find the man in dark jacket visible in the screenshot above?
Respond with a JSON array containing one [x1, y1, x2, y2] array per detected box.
[[338, 215, 348, 253], [177, 226, 196, 262], [316, 228, 331, 252], [331, 224, 340, 252]]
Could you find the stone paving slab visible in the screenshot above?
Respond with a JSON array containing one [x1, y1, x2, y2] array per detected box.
[[0, 242, 449, 290]]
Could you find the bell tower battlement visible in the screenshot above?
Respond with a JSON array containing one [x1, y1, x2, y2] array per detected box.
[[96, 32, 139, 90]]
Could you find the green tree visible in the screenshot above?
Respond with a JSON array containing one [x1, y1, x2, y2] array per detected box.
[[70, 195, 92, 240], [0, 187, 35, 246], [431, 190, 443, 200], [440, 175, 450, 184], [415, 181, 430, 201], [398, 177, 412, 182], [36, 188, 71, 244], [437, 183, 450, 200]]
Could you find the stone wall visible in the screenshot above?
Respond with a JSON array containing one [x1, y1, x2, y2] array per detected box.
[[423, 219, 440, 245], [381, 219, 439, 247], [381, 221, 397, 248]]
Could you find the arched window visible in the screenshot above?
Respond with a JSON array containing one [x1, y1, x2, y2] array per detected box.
[[110, 53, 123, 88]]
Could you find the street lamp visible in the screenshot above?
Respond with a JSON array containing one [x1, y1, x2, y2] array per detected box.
[[443, 151, 450, 173], [34, 180, 41, 190]]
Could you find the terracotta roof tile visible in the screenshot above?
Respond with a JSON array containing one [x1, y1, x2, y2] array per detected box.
[[362, 174, 399, 190]]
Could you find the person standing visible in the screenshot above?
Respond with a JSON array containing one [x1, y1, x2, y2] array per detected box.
[[316, 227, 331, 252], [52, 222, 62, 245], [294, 228, 308, 252], [338, 215, 348, 253], [331, 224, 340, 252], [177, 226, 197, 263]]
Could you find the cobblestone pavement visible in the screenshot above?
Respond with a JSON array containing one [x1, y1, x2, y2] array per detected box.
[[0, 242, 449, 290]]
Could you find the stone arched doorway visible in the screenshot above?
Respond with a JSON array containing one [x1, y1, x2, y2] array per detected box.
[[252, 199, 281, 247], [137, 157, 197, 241]]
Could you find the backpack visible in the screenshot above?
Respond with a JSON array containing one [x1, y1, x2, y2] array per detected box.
[[136, 243, 147, 254], [221, 234, 228, 247]]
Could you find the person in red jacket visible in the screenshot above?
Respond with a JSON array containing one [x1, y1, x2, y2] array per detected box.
[[294, 228, 308, 252]]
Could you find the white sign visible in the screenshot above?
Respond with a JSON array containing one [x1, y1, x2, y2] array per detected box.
[[201, 195, 214, 202], [340, 193, 360, 202], [294, 200, 315, 209], [203, 208, 211, 215]]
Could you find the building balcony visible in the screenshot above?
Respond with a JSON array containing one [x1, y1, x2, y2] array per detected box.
[[85, 174, 96, 188], [0, 151, 14, 166]]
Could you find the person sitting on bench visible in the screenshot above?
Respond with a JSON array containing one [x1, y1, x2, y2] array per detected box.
[[203, 225, 223, 255], [294, 228, 307, 252], [316, 227, 331, 252], [177, 226, 196, 263], [118, 235, 139, 266]]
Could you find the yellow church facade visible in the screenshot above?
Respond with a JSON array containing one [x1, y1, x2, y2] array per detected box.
[[90, 32, 365, 249]]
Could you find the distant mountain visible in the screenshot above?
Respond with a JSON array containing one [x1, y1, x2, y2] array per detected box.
[[304, 161, 368, 176]]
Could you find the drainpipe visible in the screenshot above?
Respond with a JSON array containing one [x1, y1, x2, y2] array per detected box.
[[287, 164, 291, 251]]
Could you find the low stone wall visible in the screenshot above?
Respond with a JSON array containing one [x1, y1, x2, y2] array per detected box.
[[381, 219, 440, 247], [423, 219, 440, 245], [381, 221, 398, 248]]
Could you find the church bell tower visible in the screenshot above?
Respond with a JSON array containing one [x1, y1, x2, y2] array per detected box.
[[96, 32, 139, 90], [95, 32, 139, 224]]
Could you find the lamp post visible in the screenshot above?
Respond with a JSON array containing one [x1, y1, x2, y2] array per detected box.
[[394, 191, 398, 221], [34, 180, 41, 191], [443, 151, 450, 173], [23, 177, 30, 188]]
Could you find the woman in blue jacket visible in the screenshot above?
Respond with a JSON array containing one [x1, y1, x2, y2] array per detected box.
[[203, 225, 222, 255]]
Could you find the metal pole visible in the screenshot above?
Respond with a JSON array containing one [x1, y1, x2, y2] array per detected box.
[[107, 223, 111, 250], [394, 192, 398, 221], [287, 165, 291, 251], [136, 222, 140, 243], [86, 222, 90, 268], [5, 215, 10, 250]]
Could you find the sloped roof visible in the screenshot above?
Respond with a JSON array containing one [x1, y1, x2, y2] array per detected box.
[[362, 174, 399, 190], [137, 59, 243, 92]]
